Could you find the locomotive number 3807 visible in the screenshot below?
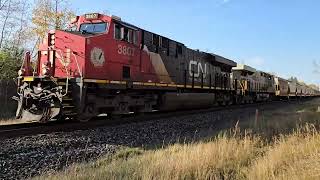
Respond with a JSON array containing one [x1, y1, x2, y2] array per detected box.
[[117, 44, 135, 56]]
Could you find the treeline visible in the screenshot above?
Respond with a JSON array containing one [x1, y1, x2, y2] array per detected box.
[[0, 0, 74, 80]]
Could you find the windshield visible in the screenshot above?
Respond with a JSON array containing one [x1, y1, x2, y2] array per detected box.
[[79, 22, 108, 33]]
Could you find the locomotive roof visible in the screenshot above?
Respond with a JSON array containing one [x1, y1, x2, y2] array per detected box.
[[113, 17, 185, 46], [113, 19, 140, 31], [210, 53, 237, 67], [275, 76, 289, 81], [258, 71, 273, 76], [113, 15, 237, 68], [232, 64, 256, 73]]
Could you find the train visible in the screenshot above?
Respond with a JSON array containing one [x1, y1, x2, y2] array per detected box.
[[14, 13, 320, 123]]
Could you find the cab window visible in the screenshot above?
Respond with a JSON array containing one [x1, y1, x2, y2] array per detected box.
[[114, 23, 138, 45], [79, 22, 108, 33], [152, 34, 159, 46], [133, 31, 138, 44], [124, 29, 133, 43], [114, 24, 121, 39], [161, 37, 169, 48]]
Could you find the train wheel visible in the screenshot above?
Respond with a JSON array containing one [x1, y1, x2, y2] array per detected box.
[[77, 111, 95, 122], [78, 116, 92, 122], [110, 114, 122, 120], [77, 103, 97, 122], [39, 107, 51, 123]]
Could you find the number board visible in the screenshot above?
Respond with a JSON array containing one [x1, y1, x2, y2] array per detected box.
[[85, 13, 99, 20]]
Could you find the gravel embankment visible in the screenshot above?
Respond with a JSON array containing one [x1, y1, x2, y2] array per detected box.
[[0, 100, 313, 180]]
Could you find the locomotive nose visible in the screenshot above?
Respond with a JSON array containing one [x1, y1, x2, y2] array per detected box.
[[53, 30, 86, 77]]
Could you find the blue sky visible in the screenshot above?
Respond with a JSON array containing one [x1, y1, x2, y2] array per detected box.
[[70, 0, 320, 85]]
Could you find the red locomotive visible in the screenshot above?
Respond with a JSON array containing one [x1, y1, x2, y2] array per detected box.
[[14, 13, 319, 123]]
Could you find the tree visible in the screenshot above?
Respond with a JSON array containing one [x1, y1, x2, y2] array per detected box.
[[0, 0, 31, 49], [0, 49, 22, 80], [0, 0, 31, 80], [32, 0, 75, 41], [0, 0, 75, 80], [288, 77, 298, 82]]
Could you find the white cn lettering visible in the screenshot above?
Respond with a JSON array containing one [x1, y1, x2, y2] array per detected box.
[[189, 60, 207, 78]]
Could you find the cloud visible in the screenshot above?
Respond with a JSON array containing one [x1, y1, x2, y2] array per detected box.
[[222, 0, 230, 3]]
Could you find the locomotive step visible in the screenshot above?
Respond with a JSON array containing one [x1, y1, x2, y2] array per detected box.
[[57, 82, 69, 86], [63, 109, 76, 114], [62, 97, 73, 101], [64, 112, 77, 116], [62, 105, 75, 108], [60, 89, 72, 94]]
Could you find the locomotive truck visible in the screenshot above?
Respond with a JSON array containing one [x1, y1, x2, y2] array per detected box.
[[14, 13, 319, 123]]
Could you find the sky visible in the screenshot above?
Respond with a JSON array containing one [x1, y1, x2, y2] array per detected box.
[[70, 0, 320, 85]]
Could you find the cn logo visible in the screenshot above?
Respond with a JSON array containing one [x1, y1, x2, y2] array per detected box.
[[189, 60, 207, 78]]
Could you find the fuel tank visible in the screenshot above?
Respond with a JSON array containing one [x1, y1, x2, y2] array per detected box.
[[159, 92, 215, 111]]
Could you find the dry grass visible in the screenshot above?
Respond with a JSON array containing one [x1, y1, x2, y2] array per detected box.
[[246, 125, 320, 180], [35, 131, 261, 180], [36, 126, 320, 180]]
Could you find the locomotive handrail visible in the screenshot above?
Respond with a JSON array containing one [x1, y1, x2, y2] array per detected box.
[[56, 49, 70, 97], [72, 53, 83, 78]]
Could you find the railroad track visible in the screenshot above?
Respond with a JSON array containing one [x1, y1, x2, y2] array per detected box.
[[0, 98, 312, 140]]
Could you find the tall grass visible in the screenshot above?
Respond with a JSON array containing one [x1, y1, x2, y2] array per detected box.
[[36, 125, 320, 180], [36, 100, 320, 180], [246, 125, 320, 180]]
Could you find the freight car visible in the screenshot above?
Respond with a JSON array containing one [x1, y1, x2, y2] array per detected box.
[[288, 81, 306, 98], [278, 79, 318, 98], [14, 13, 319, 123]]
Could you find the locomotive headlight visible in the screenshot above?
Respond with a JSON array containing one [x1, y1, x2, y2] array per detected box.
[[49, 33, 55, 46]]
